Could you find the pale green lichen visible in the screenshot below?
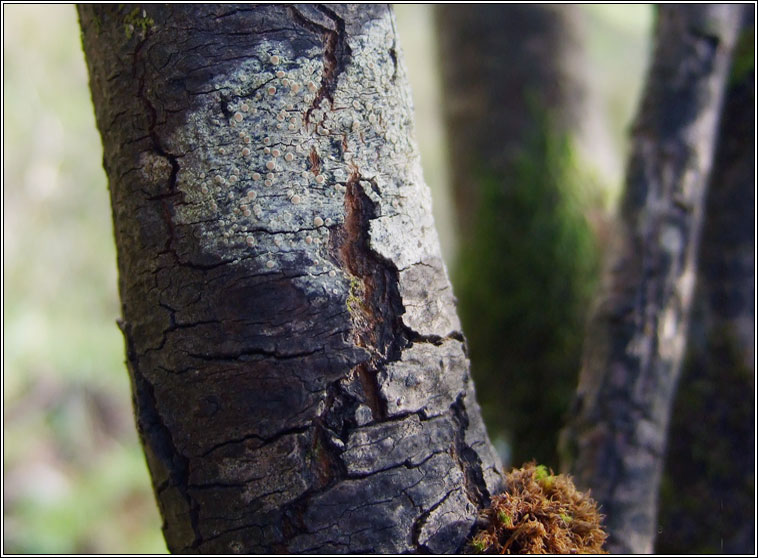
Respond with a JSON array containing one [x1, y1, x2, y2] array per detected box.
[[157, 11, 438, 313]]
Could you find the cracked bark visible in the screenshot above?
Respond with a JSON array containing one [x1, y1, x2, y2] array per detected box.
[[558, 5, 742, 553], [78, 4, 502, 553]]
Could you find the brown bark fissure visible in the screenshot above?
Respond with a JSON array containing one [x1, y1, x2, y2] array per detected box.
[[80, 4, 502, 554], [329, 172, 404, 420], [559, 5, 742, 554], [291, 5, 351, 129]]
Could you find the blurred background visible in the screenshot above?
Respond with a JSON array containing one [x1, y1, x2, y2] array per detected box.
[[3, 4, 660, 553], [3, 4, 166, 552]]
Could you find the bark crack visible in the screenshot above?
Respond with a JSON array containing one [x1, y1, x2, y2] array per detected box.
[[119, 319, 203, 549], [411, 488, 456, 552], [450, 395, 489, 523], [185, 346, 324, 362], [134, 30, 182, 254], [199, 424, 312, 458], [329, 171, 410, 421], [290, 4, 352, 127]]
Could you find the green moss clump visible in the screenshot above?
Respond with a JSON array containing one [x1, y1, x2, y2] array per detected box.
[[346, 275, 364, 315], [123, 7, 154, 39], [469, 462, 607, 554]]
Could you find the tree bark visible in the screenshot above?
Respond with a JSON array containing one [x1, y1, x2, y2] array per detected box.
[[559, 5, 742, 553], [78, 5, 502, 553], [435, 5, 600, 468], [657, 6, 755, 553]]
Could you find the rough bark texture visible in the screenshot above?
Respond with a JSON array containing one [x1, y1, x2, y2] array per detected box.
[[78, 5, 502, 553], [559, 5, 742, 554], [435, 5, 600, 468], [657, 7, 755, 553]]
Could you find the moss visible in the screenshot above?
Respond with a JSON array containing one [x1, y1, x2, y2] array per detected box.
[[729, 24, 754, 87], [346, 275, 364, 316], [497, 510, 512, 527], [468, 462, 607, 554], [534, 464, 550, 482], [452, 104, 603, 467], [123, 7, 154, 39]]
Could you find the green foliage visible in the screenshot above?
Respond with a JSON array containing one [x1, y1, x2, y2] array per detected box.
[[6, 442, 167, 554], [453, 107, 602, 468], [729, 23, 755, 88]]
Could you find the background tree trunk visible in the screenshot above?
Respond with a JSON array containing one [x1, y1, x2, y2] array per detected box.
[[435, 5, 601, 468], [559, 5, 742, 553], [657, 6, 755, 553], [78, 5, 502, 553]]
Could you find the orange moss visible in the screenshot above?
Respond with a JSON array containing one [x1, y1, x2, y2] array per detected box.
[[469, 462, 607, 554]]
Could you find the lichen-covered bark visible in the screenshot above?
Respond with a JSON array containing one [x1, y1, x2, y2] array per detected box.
[[435, 5, 600, 468], [78, 4, 502, 553], [558, 5, 742, 553], [657, 7, 755, 553]]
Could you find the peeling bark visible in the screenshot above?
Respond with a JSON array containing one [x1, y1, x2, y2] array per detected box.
[[559, 5, 742, 553], [78, 4, 501, 553]]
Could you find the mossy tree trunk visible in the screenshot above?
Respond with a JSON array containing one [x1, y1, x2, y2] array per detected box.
[[657, 6, 755, 553], [559, 5, 742, 553], [435, 5, 600, 469], [78, 5, 502, 553]]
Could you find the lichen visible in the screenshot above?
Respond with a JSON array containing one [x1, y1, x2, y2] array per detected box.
[[468, 462, 607, 554]]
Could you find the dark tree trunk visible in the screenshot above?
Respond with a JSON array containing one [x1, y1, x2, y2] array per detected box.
[[78, 5, 502, 553], [657, 6, 755, 553], [435, 5, 600, 468], [559, 5, 742, 553]]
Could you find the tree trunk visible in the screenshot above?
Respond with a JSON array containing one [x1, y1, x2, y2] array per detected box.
[[435, 5, 600, 468], [435, 4, 587, 241], [78, 5, 502, 553], [657, 6, 755, 553], [559, 5, 742, 553]]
